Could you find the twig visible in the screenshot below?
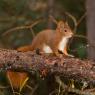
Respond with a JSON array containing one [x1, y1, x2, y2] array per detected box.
[[74, 34, 87, 39], [31, 84, 39, 95], [7, 73, 15, 95], [13, 92, 23, 95], [0, 16, 20, 22], [2, 19, 43, 36], [67, 12, 86, 51], [49, 89, 58, 95], [77, 12, 87, 27], [26, 84, 33, 90], [30, 28, 35, 38], [65, 11, 77, 32], [49, 15, 58, 24], [58, 78, 61, 95], [0, 85, 9, 89]]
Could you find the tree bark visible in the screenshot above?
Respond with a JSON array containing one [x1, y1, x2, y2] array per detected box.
[[0, 48, 95, 83], [86, 0, 95, 60]]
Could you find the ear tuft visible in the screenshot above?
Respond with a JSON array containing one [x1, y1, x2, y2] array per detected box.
[[65, 21, 69, 26], [57, 21, 64, 28]]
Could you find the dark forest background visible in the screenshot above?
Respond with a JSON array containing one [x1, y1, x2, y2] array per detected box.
[[0, 0, 95, 95]]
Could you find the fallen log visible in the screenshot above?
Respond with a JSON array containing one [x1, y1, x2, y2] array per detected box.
[[0, 48, 95, 82], [1, 48, 95, 94]]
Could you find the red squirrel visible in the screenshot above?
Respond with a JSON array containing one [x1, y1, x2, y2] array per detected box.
[[7, 20, 74, 89], [17, 21, 74, 56]]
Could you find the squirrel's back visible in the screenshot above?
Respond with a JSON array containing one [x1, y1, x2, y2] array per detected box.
[[17, 29, 55, 52]]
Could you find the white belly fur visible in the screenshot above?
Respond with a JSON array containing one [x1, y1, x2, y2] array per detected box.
[[43, 44, 53, 53], [58, 37, 68, 52], [43, 37, 68, 53]]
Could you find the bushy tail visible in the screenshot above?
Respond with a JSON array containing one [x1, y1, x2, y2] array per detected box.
[[17, 45, 33, 52]]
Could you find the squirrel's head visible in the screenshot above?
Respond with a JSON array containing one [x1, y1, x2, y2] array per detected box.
[[57, 21, 73, 38]]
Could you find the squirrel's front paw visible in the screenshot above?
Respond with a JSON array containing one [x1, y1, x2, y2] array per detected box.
[[54, 52, 63, 57], [64, 53, 74, 58], [66, 54, 74, 58]]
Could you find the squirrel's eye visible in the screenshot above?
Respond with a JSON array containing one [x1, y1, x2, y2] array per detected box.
[[64, 29, 67, 32]]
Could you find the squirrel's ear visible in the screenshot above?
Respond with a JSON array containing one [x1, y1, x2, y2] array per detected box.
[[57, 21, 64, 28], [57, 21, 65, 32], [65, 21, 69, 26]]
